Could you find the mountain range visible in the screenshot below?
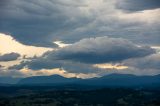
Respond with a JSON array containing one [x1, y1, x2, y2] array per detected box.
[[0, 77, 21, 84], [1, 74, 160, 88]]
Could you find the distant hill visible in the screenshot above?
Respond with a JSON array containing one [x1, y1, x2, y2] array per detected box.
[[18, 74, 82, 85], [78, 74, 160, 87], [17, 74, 160, 88], [0, 77, 21, 84]]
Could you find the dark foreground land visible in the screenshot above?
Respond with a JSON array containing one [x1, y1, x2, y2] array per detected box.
[[0, 86, 160, 106]]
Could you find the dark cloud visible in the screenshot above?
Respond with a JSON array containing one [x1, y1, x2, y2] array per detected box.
[[0, 65, 3, 68], [7, 37, 159, 75], [0, 0, 159, 47], [49, 37, 155, 63], [0, 0, 160, 77], [10, 36, 155, 71], [61, 62, 99, 74], [0, 52, 20, 61], [10, 58, 99, 74], [116, 0, 160, 12], [0, 0, 90, 47], [21, 59, 61, 70], [8, 53, 61, 70]]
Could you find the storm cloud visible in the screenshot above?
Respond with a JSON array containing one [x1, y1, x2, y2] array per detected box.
[[0, 0, 90, 47], [0, 0, 159, 47]]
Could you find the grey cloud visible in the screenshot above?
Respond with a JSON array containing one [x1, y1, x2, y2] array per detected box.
[[124, 53, 160, 70], [49, 37, 155, 63], [0, 0, 10, 7], [0, 69, 25, 78], [0, 52, 20, 61], [116, 0, 160, 12], [26, 59, 62, 70], [0, 0, 90, 47], [10, 56, 100, 73], [60, 62, 100, 74], [8, 61, 26, 70], [0, 0, 160, 47], [9, 53, 61, 70], [10, 37, 155, 71], [7, 37, 157, 74], [1, 0, 160, 77]]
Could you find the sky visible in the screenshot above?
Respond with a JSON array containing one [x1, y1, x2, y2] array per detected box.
[[0, 0, 160, 78]]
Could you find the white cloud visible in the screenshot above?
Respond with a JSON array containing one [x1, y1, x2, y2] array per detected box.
[[0, 33, 53, 57], [53, 41, 71, 48], [0, 33, 53, 68]]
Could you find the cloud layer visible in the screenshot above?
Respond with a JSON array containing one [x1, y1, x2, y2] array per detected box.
[[9, 37, 156, 76], [0, 0, 160, 77], [50, 37, 155, 63], [0, 0, 159, 47]]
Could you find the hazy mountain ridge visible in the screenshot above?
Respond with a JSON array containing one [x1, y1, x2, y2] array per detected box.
[[16, 74, 160, 87], [0, 74, 160, 88], [0, 77, 21, 84], [18, 74, 82, 85], [78, 74, 160, 87]]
